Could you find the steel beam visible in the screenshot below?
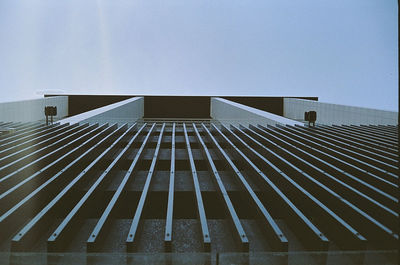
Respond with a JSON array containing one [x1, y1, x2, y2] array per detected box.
[[281, 125, 398, 178], [314, 125, 398, 154], [215, 124, 329, 251], [10, 123, 124, 251], [292, 125, 398, 165], [86, 123, 155, 252], [0, 123, 95, 191], [0, 123, 45, 143], [202, 123, 289, 251], [254, 124, 399, 232], [241, 125, 398, 248], [272, 125, 398, 199], [126, 123, 166, 252], [227, 124, 367, 250], [164, 123, 175, 252], [193, 123, 249, 252], [47, 123, 141, 251], [182, 123, 211, 252], [0, 123, 108, 240], [0, 124, 76, 166], [0, 124, 56, 149], [338, 125, 398, 145], [320, 125, 397, 152]]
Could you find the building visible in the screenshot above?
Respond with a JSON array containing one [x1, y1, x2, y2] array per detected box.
[[0, 95, 398, 265]]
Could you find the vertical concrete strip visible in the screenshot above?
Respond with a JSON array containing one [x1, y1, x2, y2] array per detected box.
[[210, 97, 304, 127], [283, 98, 398, 125], [0, 96, 68, 123], [59, 97, 144, 125]]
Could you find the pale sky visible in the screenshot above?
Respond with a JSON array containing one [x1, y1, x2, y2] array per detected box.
[[0, 0, 398, 111]]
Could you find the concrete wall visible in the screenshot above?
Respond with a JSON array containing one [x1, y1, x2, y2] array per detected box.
[[0, 96, 68, 123], [59, 97, 144, 126], [211, 97, 304, 127], [284, 98, 398, 125]]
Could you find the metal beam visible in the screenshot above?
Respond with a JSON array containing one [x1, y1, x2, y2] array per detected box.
[[241, 125, 398, 248], [86, 123, 155, 252], [319, 125, 397, 152], [0, 123, 45, 143], [253, 124, 399, 232], [0, 124, 93, 185], [10, 123, 124, 251], [228, 124, 367, 250], [164, 123, 175, 252], [0, 124, 107, 238], [292, 125, 398, 165], [215, 124, 329, 251], [126, 123, 166, 252], [193, 123, 249, 252], [272, 125, 398, 201], [182, 123, 211, 252], [0, 123, 76, 166], [202, 123, 289, 251], [281, 125, 398, 178], [46, 123, 141, 251]]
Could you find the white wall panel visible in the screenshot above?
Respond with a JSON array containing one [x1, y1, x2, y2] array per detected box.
[[59, 97, 144, 126], [211, 97, 304, 127], [284, 98, 398, 125], [0, 96, 68, 123]]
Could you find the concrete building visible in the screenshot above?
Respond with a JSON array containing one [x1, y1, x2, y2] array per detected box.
[[0, 95, 398, 265]]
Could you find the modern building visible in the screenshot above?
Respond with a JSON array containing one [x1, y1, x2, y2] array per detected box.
[[0, 95, 398, 265]]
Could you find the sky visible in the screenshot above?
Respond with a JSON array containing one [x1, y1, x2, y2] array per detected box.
[[0, 0, 398, 111]]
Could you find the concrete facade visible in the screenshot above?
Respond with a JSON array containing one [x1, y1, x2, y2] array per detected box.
[[211, 97, 304, 127], [284, 98, 398, 125], [0, 96, 68, 123], [59, 97, 144, 125]]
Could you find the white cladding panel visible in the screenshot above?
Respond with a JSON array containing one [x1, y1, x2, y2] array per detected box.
[[0, 96, 68, 123], [59, 97, 144, 125], [284, 98, 398, 125], [211, 97, 304, 127]]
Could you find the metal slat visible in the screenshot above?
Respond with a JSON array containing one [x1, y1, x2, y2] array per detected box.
[[320, 125, 397, 152], [0, 124, 54, 149], [0, 123, 70, 157], [253, 125, 399, 232], [227, 125, 367, 250], [10, 123, 124, 251], [246, 125, 398, 244], [273, 125, 398, 199], [365, 125, 398, 135], [349, 125, 398, 140], [164, 123, 175, 252], [0, 123, 45, 143], [0, 123, 109, 240], [289, 125, 398, 172], [282, 125, 398, 178], [202, 123, 289, 251], [293, 125, 398, 165], [182, 123, 211, 252], [0, 124, 77, 166], [192, 123, 249, 252], [339, 125, 398, 144], [0, 124, 106, 216], [126, 123, 166, 252], [47, 123, 141, 251], [315, 125, 398, 154], [0, 123, 43, 141], [215, 124, 329, 250], [260, 125, 398, 213], [86, 123, 155, 252], [0, 123, 95, 191]]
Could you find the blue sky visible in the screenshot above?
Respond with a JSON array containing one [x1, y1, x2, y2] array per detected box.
[[0, 0, 397, 111]]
